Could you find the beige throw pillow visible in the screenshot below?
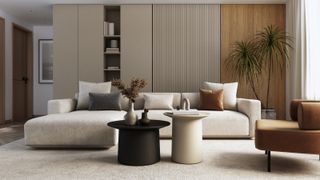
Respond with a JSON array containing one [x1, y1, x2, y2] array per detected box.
[[144, 94, 174, 110], [203, 82, 238, 110], [77, 81, 111, 110]]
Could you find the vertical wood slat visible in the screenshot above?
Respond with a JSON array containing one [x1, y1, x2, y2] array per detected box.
[[121, 5, 153, 92], [220, 5, 286, 119], [78, 5, 104, 83], [153, 5, 220, 92], [53, 5, 79, 99]]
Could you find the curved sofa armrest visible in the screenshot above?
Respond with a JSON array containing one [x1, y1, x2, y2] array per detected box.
[[48, 99, 76, 114], [237, 98, 261, 137]]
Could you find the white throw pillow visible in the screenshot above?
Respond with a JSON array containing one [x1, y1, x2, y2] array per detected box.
[[144, 94, 174, 110], [203, 82, 238, 110], [77, 81, 111, 110]]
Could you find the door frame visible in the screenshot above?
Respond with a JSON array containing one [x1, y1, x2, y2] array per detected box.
[[12, 23, 33, 121], [0, 17, 4, 123]]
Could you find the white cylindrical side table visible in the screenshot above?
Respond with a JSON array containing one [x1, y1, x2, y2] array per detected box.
[[164, 112, 209, 164]]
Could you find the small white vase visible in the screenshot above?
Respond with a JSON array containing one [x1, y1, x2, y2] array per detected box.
[[124, 100, 137, 125]]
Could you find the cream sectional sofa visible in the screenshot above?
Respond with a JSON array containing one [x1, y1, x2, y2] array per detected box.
[[24, 93, 261, 148]]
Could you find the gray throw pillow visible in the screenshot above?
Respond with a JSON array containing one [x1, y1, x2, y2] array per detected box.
[[88, 92, 121, 110]]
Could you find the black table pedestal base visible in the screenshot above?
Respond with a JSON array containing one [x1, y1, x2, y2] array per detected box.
[[118, 129, 160, 166]]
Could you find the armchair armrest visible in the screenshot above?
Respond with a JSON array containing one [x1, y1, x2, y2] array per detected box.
[[47, 99, 76, 114], [237, 98, 261, 137]]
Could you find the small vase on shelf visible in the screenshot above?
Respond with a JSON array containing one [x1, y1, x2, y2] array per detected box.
[[124, 100, 138, 126]]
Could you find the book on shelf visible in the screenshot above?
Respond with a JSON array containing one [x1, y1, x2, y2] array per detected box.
[[105, 48, 120, 53], [104, 21, 108, 36], [107, 66, 120, 69], [104, 22, 115, 36], [106, 48, 119, 51], [106, 66, 120, 70], [172, 109, 199, 115]]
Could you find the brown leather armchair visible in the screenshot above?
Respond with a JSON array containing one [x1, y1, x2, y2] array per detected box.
[[255, 99, 320, 172]]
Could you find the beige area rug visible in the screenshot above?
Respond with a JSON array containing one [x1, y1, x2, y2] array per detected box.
[[0, 139, 319, 180]]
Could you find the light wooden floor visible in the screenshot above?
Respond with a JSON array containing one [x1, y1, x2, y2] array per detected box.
[[0, 122, 25, 146]]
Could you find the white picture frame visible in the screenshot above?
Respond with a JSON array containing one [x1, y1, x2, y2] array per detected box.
[[38, 39, 53, 84]]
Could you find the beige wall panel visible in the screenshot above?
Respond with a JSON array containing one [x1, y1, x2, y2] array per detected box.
[[220, 5, 286, 119], [0, 17, 4, 122], [153, 5, 220, 92], [121, 5, 153, 91], [78, 5, 104, 82], [53, 5, 79, 99]]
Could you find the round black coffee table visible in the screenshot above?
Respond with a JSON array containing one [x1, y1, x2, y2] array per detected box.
[[108, 120, 170, 166]]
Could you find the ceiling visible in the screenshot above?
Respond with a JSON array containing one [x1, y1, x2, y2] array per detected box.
[[0, 0, 287, 26]]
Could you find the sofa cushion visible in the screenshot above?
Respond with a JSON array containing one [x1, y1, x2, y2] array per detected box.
[[24, 110, 126, 147], [203, 82, 238, 110], [290, 99, 320, 121], [199, 89, 224, 111], [255, 119, 320, 154], [88, 92, 121, 111], [135, 109, 249, 137], [77, 81, 112, 110], [144, 94, 174, 110], [127, 93, 181, 110], [298, 102, 320, 130]]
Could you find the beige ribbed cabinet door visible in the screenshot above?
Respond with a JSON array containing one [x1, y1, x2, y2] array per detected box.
[[121, 5, 153, 91], [53, 5, 79, 99], [153, 5, 220, 92], [153, 5, 187, 92], [185, 5, 220, 91], [78, 5, 104, 82]]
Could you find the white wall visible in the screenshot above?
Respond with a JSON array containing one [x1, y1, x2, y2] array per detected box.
[[0, 9, 32, 121], [33, 26, 53, 115]]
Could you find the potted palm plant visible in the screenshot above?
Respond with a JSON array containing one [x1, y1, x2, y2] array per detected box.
[[227, 40, 262, 103], [227, 25, 292, 119], [255, 25, 292, 119]]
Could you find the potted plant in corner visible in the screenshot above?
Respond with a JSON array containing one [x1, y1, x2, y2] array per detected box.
[[112, 78, 147, 125], [227, 25, 292, 119], [255, 25, 292, 119]]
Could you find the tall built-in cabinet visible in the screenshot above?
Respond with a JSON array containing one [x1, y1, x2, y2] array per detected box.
[[53, 5, 153, 98], [53, 5, 104, 98], [53, 5, 79, 99], [121, 5, 152, 91]]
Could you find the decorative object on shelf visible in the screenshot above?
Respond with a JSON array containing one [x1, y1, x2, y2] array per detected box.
[[108, 22, 114, 35], [110, 40, 118, 48], [38, 39, 53, 84], [112, 78, 147, 125], [140, 109, 150, 125], [227, 25, 292, 119]]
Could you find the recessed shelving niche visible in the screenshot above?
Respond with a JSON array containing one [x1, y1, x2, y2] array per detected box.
[[104, 6, 121, 81]]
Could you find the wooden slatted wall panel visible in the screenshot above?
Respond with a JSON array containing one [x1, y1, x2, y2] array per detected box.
[[220, 5, 286, 119], [153, 5, 220, 92]]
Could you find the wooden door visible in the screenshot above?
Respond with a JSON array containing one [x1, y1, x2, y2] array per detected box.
[[13, 26, 28, 121], [0, 17, 4, 123]]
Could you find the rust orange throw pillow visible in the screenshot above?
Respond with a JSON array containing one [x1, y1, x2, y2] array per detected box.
[[199, 89, 224, 111]]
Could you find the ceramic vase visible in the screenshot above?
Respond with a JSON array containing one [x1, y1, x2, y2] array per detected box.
[[124, 100, 137, 125]]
